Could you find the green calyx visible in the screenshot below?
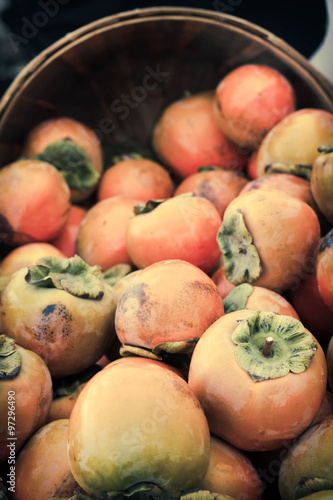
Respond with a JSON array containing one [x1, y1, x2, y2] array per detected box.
[[34, 138, 100, 192], [317, 143, 333, 154], [133, 199, 165, 216], [217, 210, 262, 285], [102, 264, 132, 287], [223, 283, 254, 314], [0, 335, 21, 380], [264, 162, 312, 182], [294, 477, 333, 500], [120, 339, 198, 360], [25, 255, 104, 300], [232, 310, 317, 382], [48, 488, 234, 500]]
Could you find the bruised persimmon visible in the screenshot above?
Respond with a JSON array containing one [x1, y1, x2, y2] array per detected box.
[[115, 259, 224, 359], [22, 117, 103, 202], [217, 189, 321, 292], [213, 64, 296, 149], [0, 242, 66, 277], [76, 196, 143, 270], [51, 205, 87, 258], [97, 157, 174, 202], [174, 167, 248, 217], [256, 108, 333, 178], [152, 91, 248, 179], [13, 419, 83, 500], [0, 159, 70, 246]]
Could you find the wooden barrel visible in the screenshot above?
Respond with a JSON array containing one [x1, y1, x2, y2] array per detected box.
[[0, 7, 332, 168]]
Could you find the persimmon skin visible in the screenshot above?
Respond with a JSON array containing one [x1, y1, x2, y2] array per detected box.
[[247, 150, 259, 179], [223, 189, 321, 292], [13, 419, 81, 500], [76, 196, 143, 271], [316, 230, 333, 311], [198, 435, 264, 500], [256, 108, 333, 178], [188, 309, 327, 452], [115, 259, 224, 350], [213, 64, 295, 149], [0, 160, 70, 246], [97, 158, 174, 202], [174, 168, 248, 217], [46, 383, 86, 424], [211, 265, 235, 299], [0, 242, 66, 276], [0, 345, 52, 461], [51, 205, 87, 258], [152, 91, 248, 179], [326, 336, 333, 393], [237, 285, 300, 319], [126, 195, 222, 273], [239, 173, 318, 213], [22, 117, 103, 202]]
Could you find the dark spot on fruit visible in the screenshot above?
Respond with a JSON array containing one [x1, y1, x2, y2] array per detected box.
[[35, 302, 73, 343], [42, 304, 56, 316]]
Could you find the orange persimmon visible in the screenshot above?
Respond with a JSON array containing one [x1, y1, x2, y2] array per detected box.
[[152, 91, 248, 179], [213, 64, 296, 149], [0, 242, 66, 276], [97, 157, 174, 202], [0, 159, 70, 246], [316, 229, 333, 311], [51, 205, 87, 258]]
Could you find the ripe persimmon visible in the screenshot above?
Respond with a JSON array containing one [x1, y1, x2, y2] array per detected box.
[[152, 91, 248, 179], [126, 194, 222, 273], [211, 265, 235, 299], [174, 167, 248, 218], [22, 117, 103, 202], [0, 242, 66, 277], [115, 259, 224, 359], [97, 157, 174, 202], [77, 196, 143, 271], [217, 189, 321, 292], [0, 159, 70, 246], [188, 309, 327, 451], [213, 64, 296, 149], [316, 229, 333, 311]]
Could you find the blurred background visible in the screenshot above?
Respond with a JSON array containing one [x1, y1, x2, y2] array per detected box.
[[0, 0, 332, 98]]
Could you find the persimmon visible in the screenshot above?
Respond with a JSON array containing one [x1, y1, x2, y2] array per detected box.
[[126, 194, 222, 273], [247, 150, 259, 179], [68, 356, 211, 498], [217, 189, 321, 292], [278, 415, 333, 500], [115, 259, 224, 359], [223, 283, 299, 319], [0, 242, 66, 276], [198, 435, 264, 499], [152, 91, 248, 179], [13, 419, 82, 500], [311, 145, 333, 225], [76, 196, 143, 270], [51, 205, 87, 258], [22, 117, 103, 202], [0, 159, 70, 246], [256, 108, 333, 178], [287, 272, 333, 347], [316, 229, 333, 311], [0, 336, 52, 461], [213, 64, 296, 149], [174, 167, 248, 218], [97, 157, 174, 202], [188, 309, 327, 452], [327, 335, 333, 393], [211, 265, 235, 299], [0, 255, 117, 378], [239, 173, 318, 213]]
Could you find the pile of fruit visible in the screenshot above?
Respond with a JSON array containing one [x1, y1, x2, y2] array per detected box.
[[0, 62, 333, 500]]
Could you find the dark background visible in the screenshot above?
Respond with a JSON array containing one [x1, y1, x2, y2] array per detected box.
[[0, 0, 329, 98]]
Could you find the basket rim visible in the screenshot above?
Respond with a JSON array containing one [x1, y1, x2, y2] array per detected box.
[[0, 6, 332, 118]]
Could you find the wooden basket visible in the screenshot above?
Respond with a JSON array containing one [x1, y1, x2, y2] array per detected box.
[[0, 7, 332, 169]]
